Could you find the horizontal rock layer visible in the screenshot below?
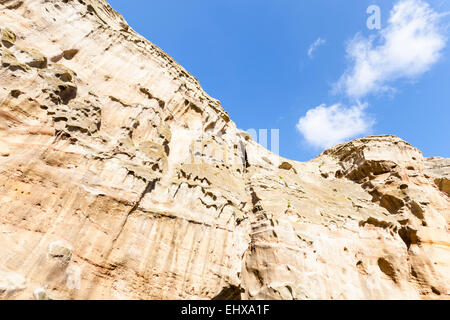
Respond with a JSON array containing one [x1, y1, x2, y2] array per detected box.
[[0, 0, 449, 300]]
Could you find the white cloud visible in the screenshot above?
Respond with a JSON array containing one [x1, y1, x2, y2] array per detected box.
[[308, 37, 326, 58], [336, 0, 447, 98], [296, 102, 374, 149], [297, 0, 447, 150]]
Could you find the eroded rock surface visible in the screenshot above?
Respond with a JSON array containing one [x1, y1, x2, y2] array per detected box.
[[0, 0, 449, 300]]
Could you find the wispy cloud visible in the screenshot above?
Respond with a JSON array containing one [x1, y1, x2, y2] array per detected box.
[[297, 0, 447, 149], [308, 37, 326, 58], [296, 102, 373, 149], [336, 0, 447, 98]]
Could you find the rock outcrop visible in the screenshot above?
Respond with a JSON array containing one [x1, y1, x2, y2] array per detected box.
[[0, 0, 449, 300]]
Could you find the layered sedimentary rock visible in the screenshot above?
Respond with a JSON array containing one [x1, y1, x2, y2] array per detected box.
[[0, 0, 449, 300]]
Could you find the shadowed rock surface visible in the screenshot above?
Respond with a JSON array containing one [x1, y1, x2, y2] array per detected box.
[[0, 0, 449, 300]]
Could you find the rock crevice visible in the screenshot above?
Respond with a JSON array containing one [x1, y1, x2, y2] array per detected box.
[[0, 0, 448, 300]]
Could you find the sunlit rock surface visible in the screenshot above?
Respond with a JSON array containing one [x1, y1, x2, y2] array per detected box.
[[0, 0, 449, 300]]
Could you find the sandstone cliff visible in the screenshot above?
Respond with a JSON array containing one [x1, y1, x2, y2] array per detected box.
[[0, 0, 449, 300]]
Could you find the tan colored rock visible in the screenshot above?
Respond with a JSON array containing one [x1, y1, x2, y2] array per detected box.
[[425, 157, 450, 196], [33, 287, 50, 300], [0, 0, 448, 300], [12, 46, 48, 68]]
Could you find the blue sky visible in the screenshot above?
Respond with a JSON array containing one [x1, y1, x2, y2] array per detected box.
[[109, 0, 450, 161]]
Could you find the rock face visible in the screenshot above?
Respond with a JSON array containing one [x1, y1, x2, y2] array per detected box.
[[0, 0, 449, 300]]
